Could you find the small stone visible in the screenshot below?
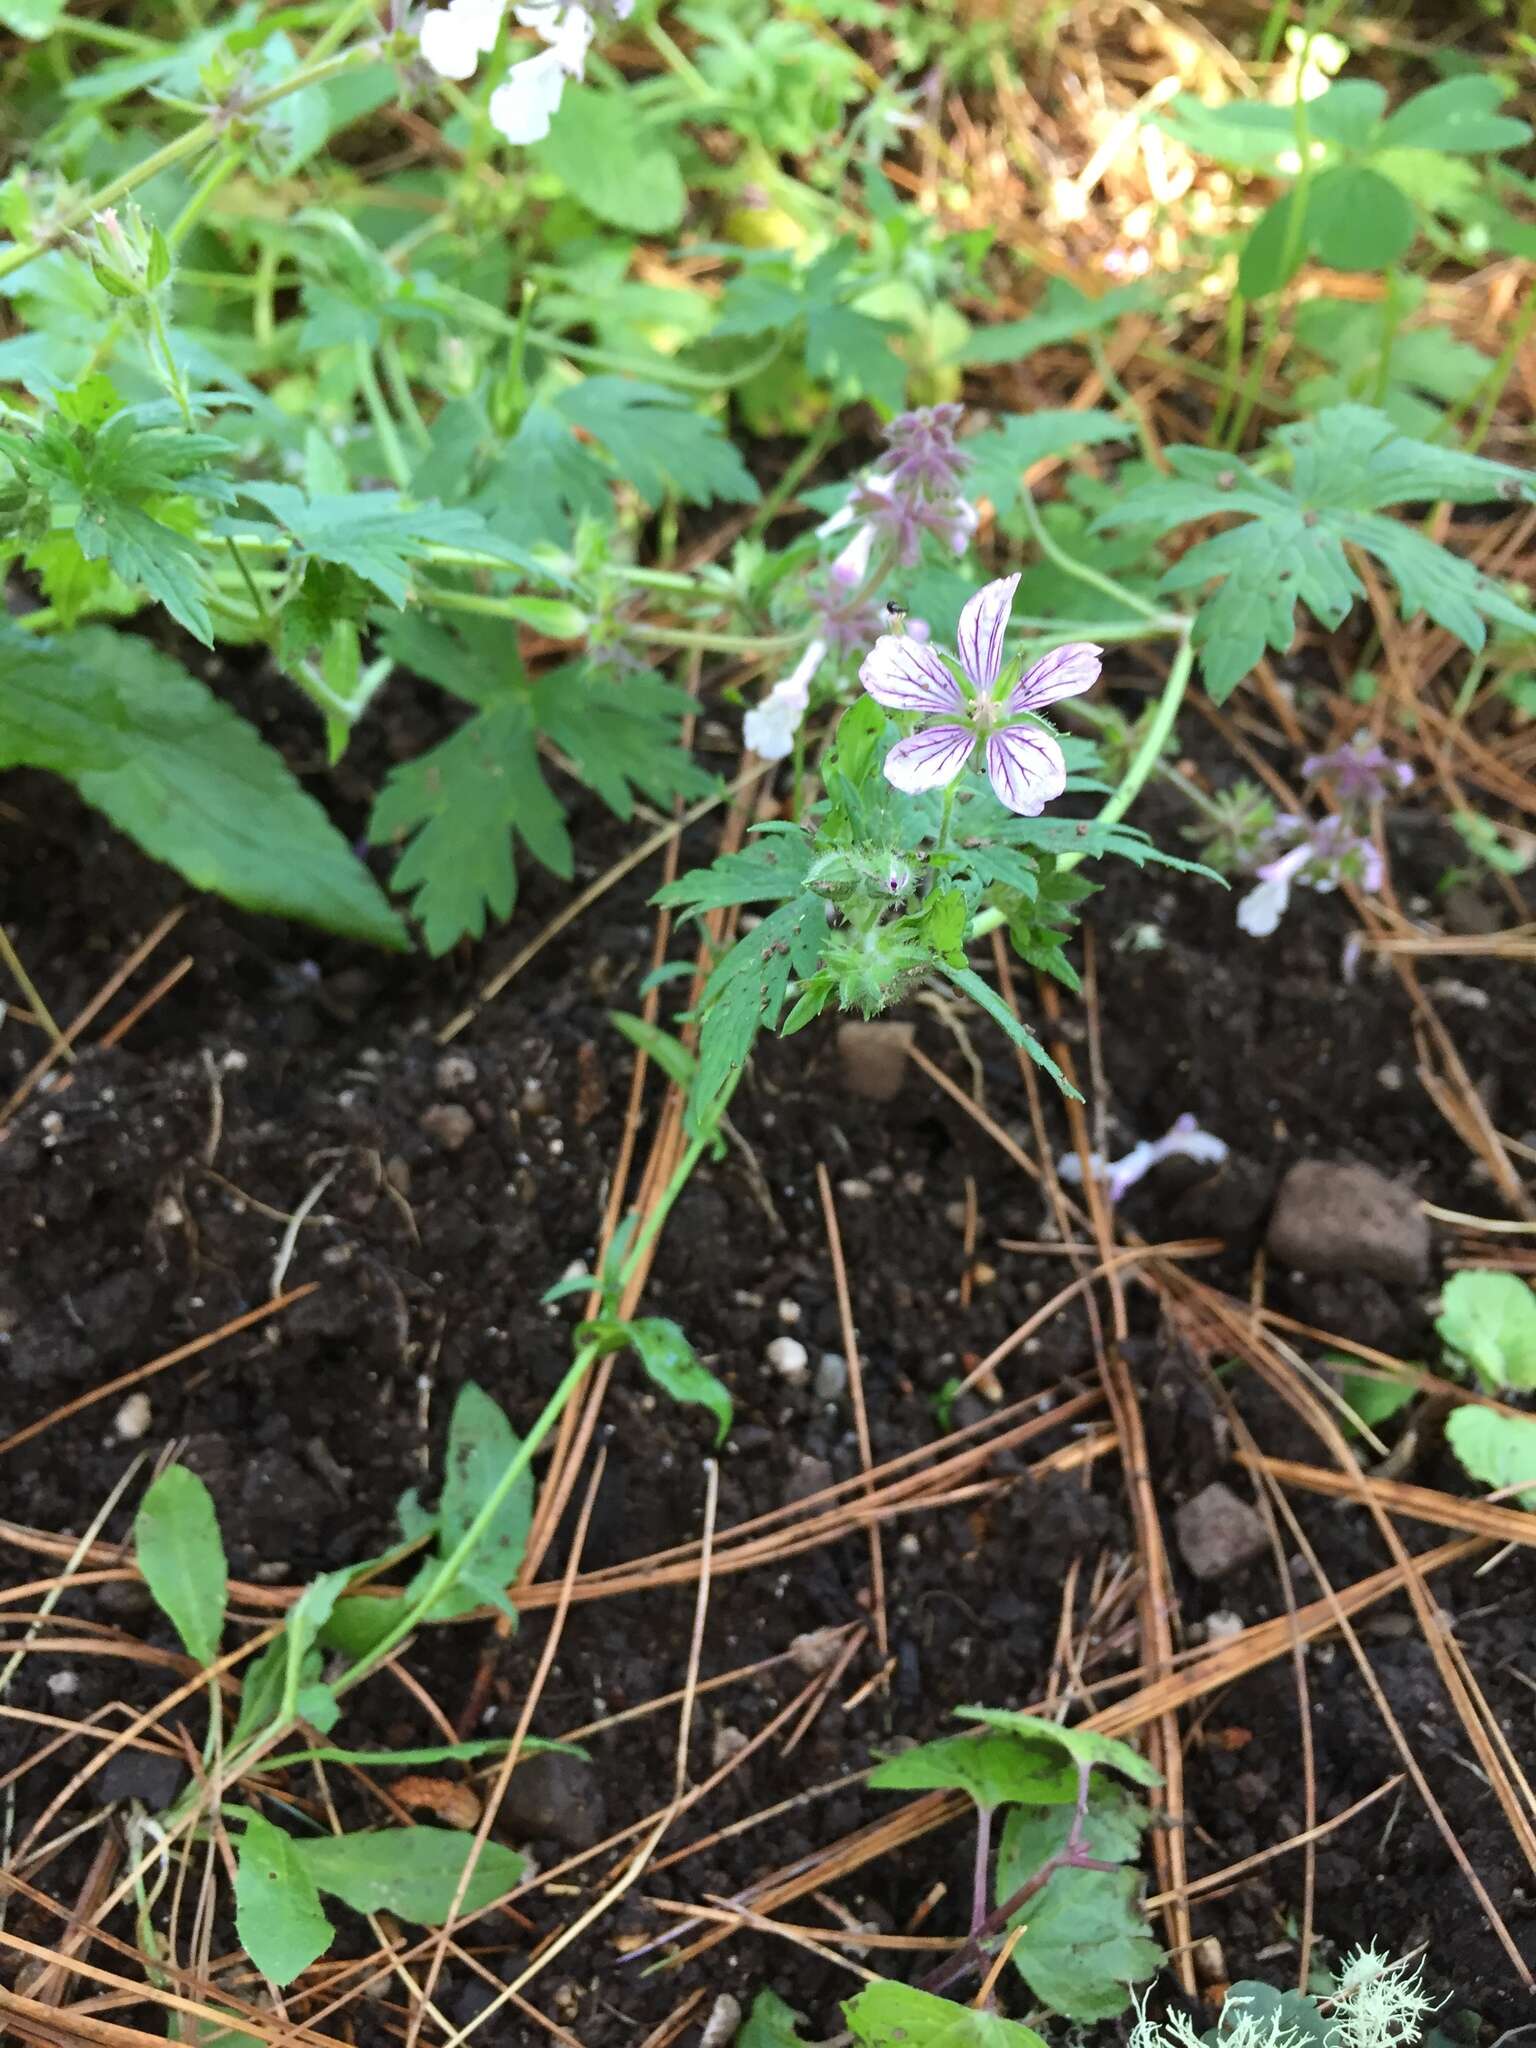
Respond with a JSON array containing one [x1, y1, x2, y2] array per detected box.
[[699, 1993, 742, 2048], [787, 1626, 844, 1676], [1205, 1609, 1244, 1642], [420, 1103, 475, 1152], [711, 1724, 750, 1768], [898, 1532, 921, 1558], [838, 1178, 873, 1200], [766, 1336, 810, 1386], [91, 1749, 188, 1811], [837, 1021, 915, 1102], [1192, 1935, 1227, 1985], [1176, 1483, 1268, 1582], [777, 1298, 802, 1325], [498, 1751, 606, 1849], [435, 1052, 478, 1093], [1266, 1160, 1430, 1286], [113, 1392, 153, 1441], [814, 1352, 848, 1401], [1376, 1063, 1403, 1091], [786, 1451, 832, 1501], [46, 1670, 79, 1697]]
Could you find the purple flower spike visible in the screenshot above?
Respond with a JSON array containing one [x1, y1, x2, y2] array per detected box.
[[858, 573, 1103, 817], [1302, 731, 1412, 806], [877, 403, 971, 496]]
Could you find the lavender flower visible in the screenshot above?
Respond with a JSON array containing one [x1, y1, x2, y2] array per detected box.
[[1302, 732, 1412, 807], [1236, 814, 1384, 937], [805, 525, 885, 658], [1058, 1113, 1228, 1205], [823, 405, 978, 569], [418, 0, 632, 141], [859, 573, 1102, 817]]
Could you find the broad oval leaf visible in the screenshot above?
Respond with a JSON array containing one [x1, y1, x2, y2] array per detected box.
[[0, 628, 408, 950], [625, 1317, 733, 1447], [1305, 165, 1416, 272], [290, 1825, 524, 1923], [134, 1466, 227, 1668], [845, 1980, 1049, 2048], [1435, 1270, 1536, 1393], [1445, 1406, 1536, 1511], [954, 1708, 1162, 1789], [869, 1733, 1077, 1811], [234, 1811, 334, 1986], [995, 1796, 1161, 2022]]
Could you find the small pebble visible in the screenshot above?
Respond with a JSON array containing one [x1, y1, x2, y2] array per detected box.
[[434, 1052, 478, 1093], [113, 1392, 153, 1442], [699, 1993, 742, 2048], [1205, 1609, 1244, 1642], [420, 1103, 475, 1152], [838, 1178, 873, 1200], [711, 1724, 750, 1769], [1193, 1935, 1227, 1985], [766, 1336, 809, 1385], [898, 1532, 921, 1558], [777, 1298, 802, 1325], [46, 1670, 79, 1698], [787, 1626, 843, 1676], [814, 1352, 848, 1401]]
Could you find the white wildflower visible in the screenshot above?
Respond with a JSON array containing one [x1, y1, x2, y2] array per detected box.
[[419, 0, 503, 80], [743, 638, 826, 762], [488, 2, 593, 143]]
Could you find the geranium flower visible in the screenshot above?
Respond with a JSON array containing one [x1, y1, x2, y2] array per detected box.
[[858, 573, 1101, 817]]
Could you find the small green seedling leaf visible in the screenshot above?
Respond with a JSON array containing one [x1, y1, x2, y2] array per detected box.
[[609, 1012, 697, 1091], [869, 1733, 1077, 1812], [1435, 1270, 1536, 1392], [995, 1796, 1162, 2020], [624, 1317, 733, 1446], [740, 1987, 813, 2048], [955, 1709, 1162, 1789], [289, 1826, 524, 1923], [1325, 1355, 1417, 1434], [134, 1466, 227, 1667], [435, 1381, 534, 1613], [234, 1812, 333, 1986], [845, 1980, 1049, 2048], [1444, 1406, 1536, 1511], [233, 1568, 351, 1749]]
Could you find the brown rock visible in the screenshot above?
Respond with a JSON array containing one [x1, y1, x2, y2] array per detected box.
[[1176, 1482, 1268, 1582], [837, 1021, 915, 1103], [420, 1103, 475, 1152], [1266, 1160, 1430, 1287]]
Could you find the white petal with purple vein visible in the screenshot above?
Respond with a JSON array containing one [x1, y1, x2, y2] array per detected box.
[[955, 573, 1020, 695], [985, 726, 1066, 815], [883, 725, 974, 793], [859, 636, 964, 714], [1008, 641, 1103, 714]]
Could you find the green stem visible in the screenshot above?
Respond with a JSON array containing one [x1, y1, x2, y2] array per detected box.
[[643, 18, 712, 98], [1209, 294, 1246, 447], [1454, 286, 1536, 455], [1089, 334, 1159, 470], [0, 924, 70, 1058], [1017, 490, 1175, 627], [748, 413, 841, 537], [353, 341, 412, 488], [166, 143, 244, 247], [0, 40, 379, 286], [629, 623, 800, 655]]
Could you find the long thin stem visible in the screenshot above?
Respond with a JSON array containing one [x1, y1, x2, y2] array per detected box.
[[1016, 490, 1174, 627], [971, 1805, 994, 1938], [1064, 629, 1195, 857]]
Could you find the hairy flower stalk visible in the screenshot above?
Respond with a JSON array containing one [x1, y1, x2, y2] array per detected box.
[[860, 571, 1102, 816]]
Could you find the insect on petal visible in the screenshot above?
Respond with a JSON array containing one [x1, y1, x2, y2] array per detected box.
[[859, 636, 964, 715], [883, 724, 974, 793], [955, 573, 1021, 695], [985, 726, 1067, 816], [1007, 641, 1103, 715]]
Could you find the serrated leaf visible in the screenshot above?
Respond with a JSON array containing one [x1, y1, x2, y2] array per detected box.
[[995, 1799, 1161, 2021], [953, 281, 1161, 364], [955, 1709, 1162, 1789], [539, 86, 687, 232], [233, 484, 528, 606], [939, 965, 1079, 1099], [1151, 95, 1301, 171], [1435, 1270, 1536, 1392], [622, 1317, 732, 1445], [1099, 406, 1536, 701], [1444, 1406, 1536, 1511], [370, 701, 570, 952], [554, 379, 760, 510], [0, 628, 409, 949], [869, 1733, 1077, 1810], [235, 1813, 333, 1986], [741, 1987, 812, 2048], [134, 1466, 227, 1667], [289, 1826, 525, 1923], [965, 410, 1134, 517], [845, 1981, 1049, 2048], [654, 831, 812, 913], [690, 891, 824, 1115]]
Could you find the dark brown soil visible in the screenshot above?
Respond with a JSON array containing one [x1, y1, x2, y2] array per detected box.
[[3, 672, 1534, 2044]]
